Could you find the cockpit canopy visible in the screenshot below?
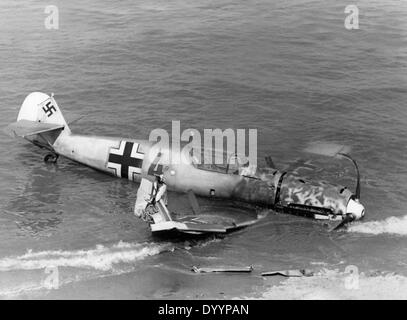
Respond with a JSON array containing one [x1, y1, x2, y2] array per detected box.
[[187, 148, 257, 177]]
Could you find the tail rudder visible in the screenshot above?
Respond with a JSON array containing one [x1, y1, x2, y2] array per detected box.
[[5, 92, 71, 149], [17, 92, 71, 134]]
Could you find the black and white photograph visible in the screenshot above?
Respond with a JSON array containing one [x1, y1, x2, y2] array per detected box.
[[0, 0, 406, 305]]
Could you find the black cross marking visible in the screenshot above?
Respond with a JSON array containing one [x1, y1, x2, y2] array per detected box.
[[108, 142, 143, 179], [42, 101, 57, 117]]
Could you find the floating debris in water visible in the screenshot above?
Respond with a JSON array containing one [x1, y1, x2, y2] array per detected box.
[[191, 266, 253, 273], [262, 269, 314, 277]]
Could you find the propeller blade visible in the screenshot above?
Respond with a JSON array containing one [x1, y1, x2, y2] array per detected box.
[[303, 142, 360, 200], [304, 142, 351, 157], [331, 214, 354, 231], [187, 190, 201, 215], [265, 156, 276, 168], [337, 153, 361, 200]]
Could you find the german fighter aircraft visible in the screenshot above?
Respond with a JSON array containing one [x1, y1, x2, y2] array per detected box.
[[4, 92, 365, 234]]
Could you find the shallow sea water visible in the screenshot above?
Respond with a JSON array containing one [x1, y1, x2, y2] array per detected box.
[[0, 0, 406, 299]]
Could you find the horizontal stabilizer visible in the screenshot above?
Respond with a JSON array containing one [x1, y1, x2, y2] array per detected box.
[[4, 120, 64, 138]]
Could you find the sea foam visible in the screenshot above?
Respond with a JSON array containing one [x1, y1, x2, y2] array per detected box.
[[0, 241, 174, 272], [348, 215, 407, 236]]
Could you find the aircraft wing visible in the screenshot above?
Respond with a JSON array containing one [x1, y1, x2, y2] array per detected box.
[[150, 213, 259, 235], [150, 219, 228, 234], [149, 191, 261, 235], [4, 120, 64, 138]]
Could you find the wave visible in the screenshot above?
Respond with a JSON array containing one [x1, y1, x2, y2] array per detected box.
[[0, 241, 174, 272], [260, 268, 407, 300], [0, 237, 225, 298], [348, 215, 407, 236]]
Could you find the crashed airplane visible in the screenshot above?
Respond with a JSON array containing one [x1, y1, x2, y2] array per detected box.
[[5, 92, 365, 234]]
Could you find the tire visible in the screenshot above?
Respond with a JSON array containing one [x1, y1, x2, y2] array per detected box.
[[44, 153, 58, 164]]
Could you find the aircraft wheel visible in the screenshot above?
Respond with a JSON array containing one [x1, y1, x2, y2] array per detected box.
[[44, 153, 58, 164]]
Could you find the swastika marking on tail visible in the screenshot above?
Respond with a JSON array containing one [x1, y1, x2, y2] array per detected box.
[[42, 101, 56, 117]]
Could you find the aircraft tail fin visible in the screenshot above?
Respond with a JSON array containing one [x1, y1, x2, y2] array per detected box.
[[5, 92, 72, 148], [16, 92, 71, 133]]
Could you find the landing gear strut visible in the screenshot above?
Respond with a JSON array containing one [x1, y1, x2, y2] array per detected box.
[[44, 153, 59, 164]]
